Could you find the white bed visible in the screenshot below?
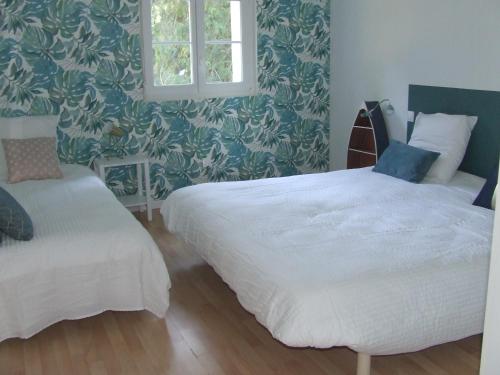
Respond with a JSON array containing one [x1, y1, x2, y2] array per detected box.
[[0, 164, 170, 341], [161, 167, 493, 356]]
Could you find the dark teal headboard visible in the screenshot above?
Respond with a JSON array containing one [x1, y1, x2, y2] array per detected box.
[[407, 85, 500, 178]]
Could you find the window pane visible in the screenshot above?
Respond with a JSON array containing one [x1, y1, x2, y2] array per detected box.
[[153, 44, 192, 85], [204, 0, 241, 41], [152, 0, 191, 42], [206, 43, 242, 83]]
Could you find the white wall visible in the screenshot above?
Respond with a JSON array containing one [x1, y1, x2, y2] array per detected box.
[[480, 169, 500, 374], [330, 0, 500, 170]]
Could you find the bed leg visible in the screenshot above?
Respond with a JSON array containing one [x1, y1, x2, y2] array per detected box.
[[356, 353, 371, 375]]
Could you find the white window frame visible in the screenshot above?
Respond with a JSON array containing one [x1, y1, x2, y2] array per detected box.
[[141, 0, 257, 101]]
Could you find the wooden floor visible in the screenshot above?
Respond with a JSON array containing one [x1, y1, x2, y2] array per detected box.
[[0, 210, 482, 375]]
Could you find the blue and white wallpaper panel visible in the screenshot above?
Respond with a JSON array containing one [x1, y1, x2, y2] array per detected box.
[[0, 0, 330, 199]]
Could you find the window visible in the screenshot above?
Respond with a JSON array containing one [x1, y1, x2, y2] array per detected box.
[[141, 0, 257, 101]]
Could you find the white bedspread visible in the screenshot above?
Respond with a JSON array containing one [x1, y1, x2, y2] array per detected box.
[[161, 168, 493, 355], [0, 164, 170, 341]]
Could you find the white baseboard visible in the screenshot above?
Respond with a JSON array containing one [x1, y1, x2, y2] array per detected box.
[[151, 199, 166, 210], [128, 199, 166, 213]]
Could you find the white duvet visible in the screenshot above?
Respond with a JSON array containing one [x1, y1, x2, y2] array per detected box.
[[161, 167, 493, 355], [0, 164, 170, 341]]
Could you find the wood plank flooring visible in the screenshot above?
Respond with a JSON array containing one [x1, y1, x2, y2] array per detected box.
[[0, 210, 482, 375]]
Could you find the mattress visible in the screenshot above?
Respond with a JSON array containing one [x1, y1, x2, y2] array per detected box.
[[0, 164, 170, 341], [161, 167, 493, 355]]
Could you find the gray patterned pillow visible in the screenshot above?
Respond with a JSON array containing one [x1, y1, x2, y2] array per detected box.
[[0, 186, 33, 241], [2, 137, 63, 183]]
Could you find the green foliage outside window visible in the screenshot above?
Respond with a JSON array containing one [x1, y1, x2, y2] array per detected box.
[[152, 0, 237, 85]]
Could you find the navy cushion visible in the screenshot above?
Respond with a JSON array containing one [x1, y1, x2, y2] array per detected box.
[[0, 187, 33, 241], [373, 140, 440, 183], [473, 163, 498, 209]]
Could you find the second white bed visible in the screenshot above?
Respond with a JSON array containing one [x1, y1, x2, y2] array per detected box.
[[161, 167, 493, 355], [0, 164, 170, 341]]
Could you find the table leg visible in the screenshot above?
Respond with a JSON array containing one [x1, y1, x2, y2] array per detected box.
[[144, 160, 152, 222], [137, 162, 144, 212]]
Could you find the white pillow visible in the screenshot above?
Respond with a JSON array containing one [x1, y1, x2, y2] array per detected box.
[[493, 186, 497, 210], [0, 116, 59, 178], [408, 113, 478, 184]]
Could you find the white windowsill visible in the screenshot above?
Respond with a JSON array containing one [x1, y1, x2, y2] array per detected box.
[[143, 86, 257, 102]]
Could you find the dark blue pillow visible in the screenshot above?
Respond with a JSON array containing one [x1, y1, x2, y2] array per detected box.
[[0, 187, 33, 241], [473, 163, 498, 209], [373, 140, 440, 183]]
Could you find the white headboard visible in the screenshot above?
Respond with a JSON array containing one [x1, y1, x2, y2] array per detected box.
[[0, 115, 60, 138]]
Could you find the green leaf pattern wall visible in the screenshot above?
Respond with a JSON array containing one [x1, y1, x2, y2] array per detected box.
[[0, 0, 330, 199]]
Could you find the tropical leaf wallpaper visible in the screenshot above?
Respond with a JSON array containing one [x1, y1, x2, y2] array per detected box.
[[0, 0, 330, 199]]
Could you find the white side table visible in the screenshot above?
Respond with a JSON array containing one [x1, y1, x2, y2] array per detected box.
[[94, 155, 152, 221]]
